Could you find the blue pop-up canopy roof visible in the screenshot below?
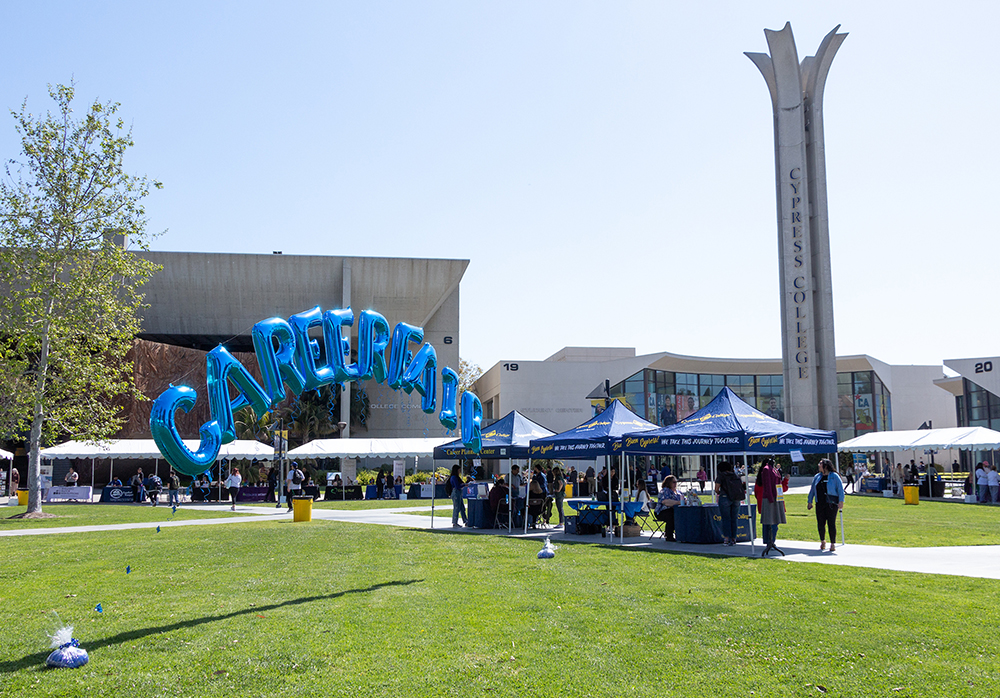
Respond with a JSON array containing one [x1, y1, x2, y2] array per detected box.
[[433, 410, 555, 459], [528, 399, 659, 459], [621, 387, 837, 455]]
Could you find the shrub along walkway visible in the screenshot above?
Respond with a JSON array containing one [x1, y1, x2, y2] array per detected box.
[[4, 501, 1000, 580]]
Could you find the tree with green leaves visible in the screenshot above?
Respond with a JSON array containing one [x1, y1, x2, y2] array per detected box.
[[0, 83, 161, 516]]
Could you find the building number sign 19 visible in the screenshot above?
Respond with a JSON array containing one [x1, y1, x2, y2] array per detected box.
[[504, 363, 519, 371]]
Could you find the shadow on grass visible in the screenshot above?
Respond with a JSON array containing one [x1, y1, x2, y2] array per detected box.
[[4, 579, 421, 673]]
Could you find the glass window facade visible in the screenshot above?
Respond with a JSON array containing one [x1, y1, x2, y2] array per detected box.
[[959, 379, 1000, 430], [607, 367, 891, 441]]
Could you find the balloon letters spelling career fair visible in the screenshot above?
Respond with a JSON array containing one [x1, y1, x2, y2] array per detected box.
[[150, 306, 482, 476]]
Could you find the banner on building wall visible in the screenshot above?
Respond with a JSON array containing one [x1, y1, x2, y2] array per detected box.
[[855, 394, 874, 431]]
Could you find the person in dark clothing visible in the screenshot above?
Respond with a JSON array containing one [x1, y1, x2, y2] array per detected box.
[[807, 458, 845, 552]]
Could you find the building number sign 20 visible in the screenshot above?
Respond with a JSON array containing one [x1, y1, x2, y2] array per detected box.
[[975, 361, 993, 373]]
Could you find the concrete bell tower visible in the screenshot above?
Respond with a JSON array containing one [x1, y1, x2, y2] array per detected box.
[[746, 23, 846, 431]]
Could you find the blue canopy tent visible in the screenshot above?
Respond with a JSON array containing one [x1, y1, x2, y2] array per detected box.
[[621, 387, 837, 457], [528, 399, 659, 538], [433, 410, 555, 460], [622, 387, 838, 551], [433, 410, 555, 530]]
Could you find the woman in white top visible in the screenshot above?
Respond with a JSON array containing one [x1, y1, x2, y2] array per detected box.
[[224, 467, 242, 511], [987, 465, 1000, 504], [633, 479, 651, 515], [977, 464, 991, 503]]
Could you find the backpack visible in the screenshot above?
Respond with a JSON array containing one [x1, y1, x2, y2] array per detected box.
[[722, 473, 745, 501], [444, 477, 454, 496], [292, 469, 303, 485], [169, 474, 180, 490]]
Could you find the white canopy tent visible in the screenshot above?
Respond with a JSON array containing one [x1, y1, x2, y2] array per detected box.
[[838, 427, 1000, 452], [0, 448, 12, 460], [38, 439, 274, 490]]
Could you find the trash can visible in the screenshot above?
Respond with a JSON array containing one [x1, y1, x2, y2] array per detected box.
[[16, 488, 28, 506], [565, 483, 573, 498], [903, 484, 919, 505], [292, 495, 312, 522]]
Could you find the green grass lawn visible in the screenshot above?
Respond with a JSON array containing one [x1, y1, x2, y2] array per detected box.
[[0, 504, 246, 529], [0, 519, 996, 697]]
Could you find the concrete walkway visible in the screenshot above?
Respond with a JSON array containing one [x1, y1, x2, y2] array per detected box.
[[4, 502, 999, 581]]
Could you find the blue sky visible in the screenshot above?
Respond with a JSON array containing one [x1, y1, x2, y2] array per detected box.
[[2, 2, 997, 372]]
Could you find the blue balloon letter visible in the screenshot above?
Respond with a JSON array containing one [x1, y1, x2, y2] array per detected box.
[[206, 345, 272, 444], [388, 322, 424, 391], [439, 367, 459, 430], [401, 343, 437, 414], [461, 391, 483, 453], [251, 317, 306, 404], [323, 307, 361, 384], [150, 384, 222, 477], [358, 310, 390, 383], [289, 306, 336, 391]]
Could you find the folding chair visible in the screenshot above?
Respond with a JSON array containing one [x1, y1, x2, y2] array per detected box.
[[637, 507, 665, 539]]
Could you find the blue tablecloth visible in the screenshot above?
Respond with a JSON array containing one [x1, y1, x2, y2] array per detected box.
[[465, 497, 524, 529], [675, 504, 756, 544], [364, 484, 403, 500]]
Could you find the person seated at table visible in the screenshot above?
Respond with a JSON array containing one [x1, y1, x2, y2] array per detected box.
[[332, 474, 343, 487], [632, 478, 651, 515], [489, 477, 509, 517], [110, 477, 122, 487], [394, 475, 403, 486], [527, 479, 545, 529], [655, 475, 682, 542], [64, 465, 79, 487]]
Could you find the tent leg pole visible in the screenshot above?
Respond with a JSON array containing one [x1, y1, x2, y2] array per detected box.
[[524, 458, 531, 534], [746, 451, 754, 556]]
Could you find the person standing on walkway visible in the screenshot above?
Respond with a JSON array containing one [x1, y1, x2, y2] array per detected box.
[[225, 466, 242, 511], [696, 466, 708, 493], [286, 462, 303, 512], [714, 462, 744, 546], [755, 458, 786, 556], [449, 464, 467, 527], [808, 458, 845, 552], [167, 469, 181, 508], [977, 463, 991, 503], [551, 466, 566, 526]]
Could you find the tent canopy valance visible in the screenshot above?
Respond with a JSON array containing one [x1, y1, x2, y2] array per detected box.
[[434, 410, 555, 459], [528, 399, 659, 459], [0, 448, 12, 460], [622, 387, 838, 455], [838, 427, 1000, 453], [288, 437, 452, 460], [39, 439, 274, 461]]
